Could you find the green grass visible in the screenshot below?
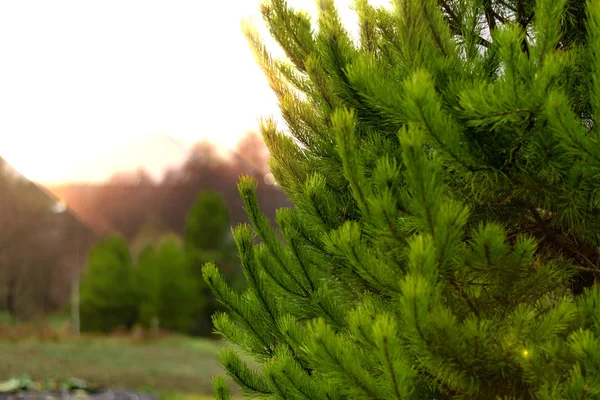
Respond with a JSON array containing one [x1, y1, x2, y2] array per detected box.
[[0, 335, 240, 397]]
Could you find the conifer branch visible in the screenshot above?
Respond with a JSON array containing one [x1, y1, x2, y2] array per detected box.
[[411, 290, 427, 343], [264, 374, 288, 399], [411, 99, 478, 172], [279, 367, 316, 400], [483, 0, 497, 33], [438, 0, 492, 48], [236, 227, 280, 322], [287, 235, 316, 292], [449, 279, 481, 319], [219, 348, 274, 395], [382, 335, 403, 399], [552, 102, 600, 166], [314, 336, 381, 400], [419, 369, 465, 398], [204, 265, 275, 355], [212, 376, 231, 400], [420, 2, 449, 58], [257, 248, 309, 298], [496, 0, 517, 13], [381, 208, 407, 274], [527, 206, 600, 290], [517, 0, 530, 56]]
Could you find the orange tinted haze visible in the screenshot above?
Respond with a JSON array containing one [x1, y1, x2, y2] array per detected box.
[[0, 0, 389, 184]]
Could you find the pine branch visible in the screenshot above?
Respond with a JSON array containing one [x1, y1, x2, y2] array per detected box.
[[492, 9, 508, 25], [449, 279, 481, 319], [483, 0, 497, 33], [382, 335, 403, 399], [439, 0, 492, 47], [517, 0, 530, 56], [212, 376, 231, 400], [420, 2, 449, 58], [317, 340, 379, 399], [527, 206, 600, 291], [496, 0, 517, 13]]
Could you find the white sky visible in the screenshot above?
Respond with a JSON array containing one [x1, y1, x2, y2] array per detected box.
[[0, 0, 389, 183]]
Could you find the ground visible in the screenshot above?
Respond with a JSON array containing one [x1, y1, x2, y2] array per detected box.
[[0, 314, 243, 399]]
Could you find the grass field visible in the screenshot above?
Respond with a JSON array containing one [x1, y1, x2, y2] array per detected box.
[[0, 335, 242, 398]]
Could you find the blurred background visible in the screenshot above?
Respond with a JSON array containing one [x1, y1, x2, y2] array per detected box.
[[0, 0, 388, 398]]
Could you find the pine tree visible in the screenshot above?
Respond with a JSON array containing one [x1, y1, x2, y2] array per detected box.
[[204, 0, 600, 398], [186, 191, 244, 335], [80, 235, 138, 332], [136, 236, 199, 333], [186, 191, 231, 254]]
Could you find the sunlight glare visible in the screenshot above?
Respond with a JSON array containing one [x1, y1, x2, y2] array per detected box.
[[0, 0, 392, 183]]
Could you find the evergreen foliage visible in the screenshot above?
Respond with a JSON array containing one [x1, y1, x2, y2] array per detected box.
[[80, 236, 138, 332], [186, 191, 245, 336], [136, 236, 200, 333], [186, 191, 231, 253], [205, 0, 600, 398]]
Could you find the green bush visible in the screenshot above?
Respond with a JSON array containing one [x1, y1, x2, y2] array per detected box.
[[185, 191, 230, 252], [184, 191, 244, 336], [79, 192, 242, 336], [136, 236, 200, 333], [79, 236, 138, 333]]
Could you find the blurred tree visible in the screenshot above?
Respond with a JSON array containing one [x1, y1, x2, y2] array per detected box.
[[109, 167, 155, 185], [135, 245, 160, 329], [232, 132, 270, 176], [129, 214, 174, 261], [0, 157, 93, 319], [48, 132, 289, 244], [136, 236, 199, 333], [184, 191, 244, 335], [186, 140, 221, 170], [185, 191, 230, 252], [79, 235, 138, 332]]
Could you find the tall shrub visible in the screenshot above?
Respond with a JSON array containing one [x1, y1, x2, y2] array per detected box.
[[136, 236, 200, 333], [186, 191, 243, 335], [80, 235, 137, 332], [185, 191, 230, 254]]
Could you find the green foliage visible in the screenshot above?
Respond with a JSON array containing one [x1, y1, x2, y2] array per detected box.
[[204, 0, 600, 398], [186, 191, 230, 252], [136, 236, 201, 333], [136, 245, 161, 327], [80, 236, 138, 333], [185, 190, 245, 336], [77, 190, 240, 337]]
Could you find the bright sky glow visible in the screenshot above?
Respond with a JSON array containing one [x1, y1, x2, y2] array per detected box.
[[0, 0, 390, 183]]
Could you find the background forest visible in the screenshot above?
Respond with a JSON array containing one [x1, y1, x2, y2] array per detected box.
[[0, 132, 288, 331]]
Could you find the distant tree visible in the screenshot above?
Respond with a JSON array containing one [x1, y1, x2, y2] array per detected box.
[[48, 132, 290, 246], [135, 245, 160, 329], [79, 235, 138, 332], [187, 140, 221, 169], [136, 236, 199, 333], [0, 158, 71, 318], [184, 190, 244, 335], [130, 214, 174, 261], [232, 132, 270, 176], [185, 191, 230, 253], [109, 167, 155, 185]]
